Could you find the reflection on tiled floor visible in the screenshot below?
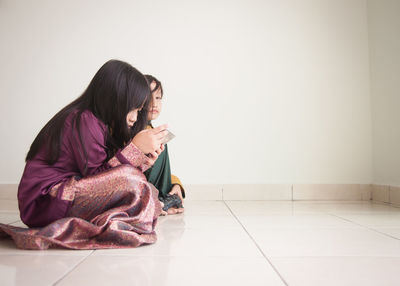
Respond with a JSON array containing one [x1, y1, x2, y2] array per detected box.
[[1, 200, 400, 286]]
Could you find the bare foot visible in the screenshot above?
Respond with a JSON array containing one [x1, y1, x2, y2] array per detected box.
[[159, 201, 168, 216], [167, 207, 178, 215], [166, 207, 185, 215]]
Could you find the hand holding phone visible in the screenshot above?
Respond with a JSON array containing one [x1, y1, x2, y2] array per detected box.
[[162, 129, 175, 144]]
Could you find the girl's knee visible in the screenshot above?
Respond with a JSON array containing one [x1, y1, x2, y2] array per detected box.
[[115, 164, 145, 188], [117, 164, 136, 176]]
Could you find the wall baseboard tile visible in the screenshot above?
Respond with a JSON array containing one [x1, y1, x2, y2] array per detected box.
[[361, 184, 373, 200], [222, 184, 292, 200], [184, 185, 223, 201], [389, 186, 400, 207], [0, 184, 18, 200], [0, 183, 379, 201], [293, 184, 372, 201], [371, 184, 390, 203]]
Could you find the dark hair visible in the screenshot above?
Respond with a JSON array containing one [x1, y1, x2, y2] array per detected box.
[[26, 59, 151, 171], [144, 74, 163, 97]]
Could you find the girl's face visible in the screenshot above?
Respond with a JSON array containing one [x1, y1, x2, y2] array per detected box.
[[126, 108, 140, 128], [147, 81, 163, 121]]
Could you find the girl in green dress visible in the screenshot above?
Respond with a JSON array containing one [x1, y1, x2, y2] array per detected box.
[[144, 75, 185, 215]]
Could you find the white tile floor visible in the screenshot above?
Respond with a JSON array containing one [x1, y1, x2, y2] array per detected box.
[[1, 200, 400, 286]]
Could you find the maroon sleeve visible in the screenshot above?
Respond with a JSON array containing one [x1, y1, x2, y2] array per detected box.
[[70, 110, 150, 176], [108, 141, 151, 172], [69, 111, 111, 176]]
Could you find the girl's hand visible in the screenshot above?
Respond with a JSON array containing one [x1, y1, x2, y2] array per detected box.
[[169, 184, 184, 206], [132, 124, 168, 154], [144, 143, 165, 167], [144, 146, 160, 166], [167, 184, 185, 214], [159, 200, 168, 216]]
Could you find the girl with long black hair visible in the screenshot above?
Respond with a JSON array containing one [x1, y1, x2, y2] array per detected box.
[[0, 60, 167, 249]]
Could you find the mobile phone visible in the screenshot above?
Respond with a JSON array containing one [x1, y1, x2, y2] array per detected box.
[[162, 129, 175, 144]]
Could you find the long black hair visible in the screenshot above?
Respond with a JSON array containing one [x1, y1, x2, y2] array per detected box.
[[144, 74, 163, 128], [144, 74, 163, 97], [26, 59, 151, 168]]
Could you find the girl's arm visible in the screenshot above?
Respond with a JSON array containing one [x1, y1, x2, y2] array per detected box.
[[70, 111, 150, 177], [108, 141, 151, 172]]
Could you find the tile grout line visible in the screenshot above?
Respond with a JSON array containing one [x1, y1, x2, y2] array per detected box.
[[291, 184, 293, 201], [53, 250, 95, 285], [329, 213, 400, 241], [222, 201, 289, 286]]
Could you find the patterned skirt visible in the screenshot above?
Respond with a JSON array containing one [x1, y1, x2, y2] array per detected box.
[[0, 164, 162, 250]]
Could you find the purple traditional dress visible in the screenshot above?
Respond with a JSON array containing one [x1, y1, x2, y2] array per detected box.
[[0, 110, 162, 249]]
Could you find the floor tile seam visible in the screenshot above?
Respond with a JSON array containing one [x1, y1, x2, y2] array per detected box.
[[372, 201, 400, 208], [184, 200, 225, 201], [334, 214, 400, 217], [329, 213, 400, 241], [224, 200, 298, 202], [232, 214, 368, 229], [268, 255, 400, 259], [327, 212, 400, 215], [228, 212, 336, 215], [157, 227, 245, 231], [0, 253, 91, 257], [5, 220, 20, 225], [291, 184, 293, 201], [90, 254, 267, 258], [89, 254, 400, 259], [52, 250, 95, 286], [240, 226, 369, 231], [222, 200, 289, 286]]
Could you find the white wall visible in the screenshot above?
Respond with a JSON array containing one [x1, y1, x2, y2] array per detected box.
[[0, 0, 372, 185], [368, 0, 400, 186]]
